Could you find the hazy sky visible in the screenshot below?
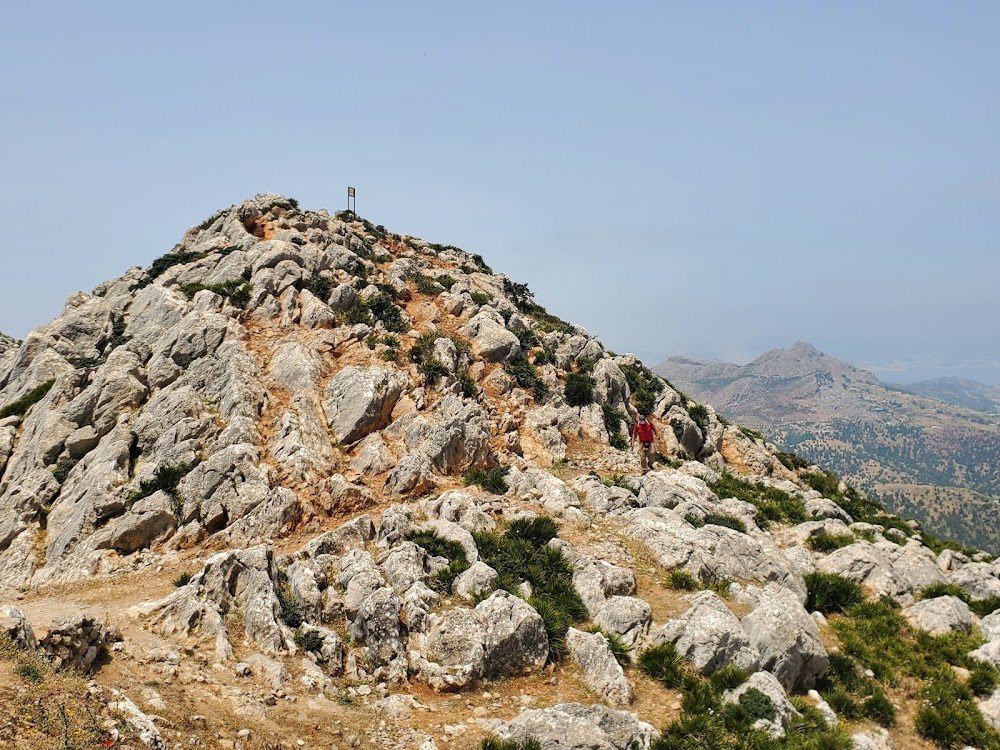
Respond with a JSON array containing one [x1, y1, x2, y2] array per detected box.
[[2, 2, 998, 384]]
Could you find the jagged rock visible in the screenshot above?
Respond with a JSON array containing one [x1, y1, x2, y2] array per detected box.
[[475, 591, 548, 678], [107, 689, 167, 749], [350, 432, 396, 475], [507, 467, 580, 515], [348, 586, 406, 682], [494, 702, 658, 750], [383, 453, 435, 495], [401, 581, 439, 634], [388, 394, 493, 475], [742, 586, 828, 691], [380, 541, 431, 592], [816, 542, 913, 603], [422, 490, 495, 532], [892, 544, 949, 589], [323, 366, 405, 445], [902, 596, 972, 636], [570, 474, 638, 515], [339, 549, 387, 616], [566, 628, 634, 706], [376, 505, 415, 549], [724, 671, 797, 737], [460, 309, 520, 362], [593, 596, 651, 651], [411, 608, 485, 691], [980, 688, 1000, 731], [949, 562, 1000, 601], [0, 604, 38, 650], [982, 611, 1000, 642], [649, 590, 760, 675], [454, 561, 499, 600], [417, 519, 479, 564], [298, 624, 344, 676], [286, 560, 324, 624], [247, 652, 288, 690], [134, 545, 287, 661], [302, 514, 375, 558], [808, 689, 839, 726]]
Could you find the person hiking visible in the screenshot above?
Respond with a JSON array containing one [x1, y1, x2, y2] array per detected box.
[[631, 414, 657, 473]]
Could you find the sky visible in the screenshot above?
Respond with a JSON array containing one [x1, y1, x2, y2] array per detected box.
[[1, 2, 998, 384]]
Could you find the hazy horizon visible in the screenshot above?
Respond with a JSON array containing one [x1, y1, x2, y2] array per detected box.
[[3, 2, 998, 385]]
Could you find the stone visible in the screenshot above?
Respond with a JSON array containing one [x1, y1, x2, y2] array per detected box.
[[742, 587, 828, 691], [323, 366, 405, 445], [724, 671, 797, 737], [411, 608, 485, 691], [454, 562, 499, 601], [0, 604, 38, 650], [592, 596, 651, 652], [902, 596, 972, 636], [460, 310, 520, 363], [495, 702, 658, 750], [475, 591, 549, 678], [566, 628, 634, 707], [816, 542, 912, 603], [649, 590, 760, 675]]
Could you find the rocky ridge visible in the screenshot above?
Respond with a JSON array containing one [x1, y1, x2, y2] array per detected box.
[[2, 196, 1000, 749]]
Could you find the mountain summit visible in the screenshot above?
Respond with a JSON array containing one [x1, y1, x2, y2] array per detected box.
[[3, 197, 1000, 749]]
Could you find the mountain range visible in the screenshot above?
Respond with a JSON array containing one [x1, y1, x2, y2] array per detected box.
[[656, 342, 1000, 553], [3, 198, 1000, 750]]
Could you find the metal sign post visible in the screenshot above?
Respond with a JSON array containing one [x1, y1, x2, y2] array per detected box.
[[347, 186, 356, 213]]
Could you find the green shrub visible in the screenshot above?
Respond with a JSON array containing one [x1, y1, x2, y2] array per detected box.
[[473, 521, 586, 662], [602, 473, 638, 494], [179, 279, 252, 308], [610, 433, 628, 450], [419, 358, 450, 382], [970, 660, 1000, 696], [345, 302, 373, 325], [464, 466, 510, 495], [457, 370, 478, 397], [915, 678, 1000, 749], [437, 274, 457, 290], [51, 457, 78, 483], [804, 572, 864, 614], [737, 687, 776, 723], [504, 356, 549, 400], [602, 404, 625, 434], [276, 573, 303, 628], [685, 513, 747, 534], [667, 570, 699, 590], [709, 473, 807, 529], [406, 530, 468, 564], [515, 327, 541, 350], [638, 643, 687, 688], [582, 626, 631, 665], [776, 451, 810, 471], [409, 272, 444, 295], [15, 662, 44, 684], [366, 292, 407, 332], [621, 363, 664, 417], [429, 558, 472, 594], [709, 664, 749, 692], [130, 460, 199, 505], [806, 532, 856, 552], [469, 291, 493, 306], [172, 572, 193, 588], [564, 371, 596, 407], [971, 597, 1000, 618], [920, 582, 969, 601], [687, 404, 710, 432], [307, 275, 333, 300], [0, 379, 55, 419], [294, 628, 324, 652], [533, 345, 557, 366]]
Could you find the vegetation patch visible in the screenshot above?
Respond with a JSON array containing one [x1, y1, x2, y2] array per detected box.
[[178, 279, 252, 308], [306, 274, 333, 300], [276, 571, 303, 628], [709, 473, 807, 529], [666, 569, 699, 590], [776, 450, 810, 471], [533, 345, 557, 366], [0, 379, 55, 419], [130, 460, 199, 511], [473, 518, 586, 662], [504, 355, 549, 400], [582, 625, 630, 665], [687, 404, 710, 432], [564, 370, 596, 407], [805, 532, 856, 552], [293, 628, 324, 653], [804, 572, 864, 614], [479, 738, 541, 750], [469, 291, 493, 306], [464, 466, 510, 495], [601, 473, 639, 495], [685, 512, 747, 534], [621, 363, 664, 416], [51, 457, 78, 483], [172, 572, 193, 588], [408, 271, 445, 295], [920, 582, 1000, 618]]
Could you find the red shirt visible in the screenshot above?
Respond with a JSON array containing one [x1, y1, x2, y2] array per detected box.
[[632, 420, 656, 443]]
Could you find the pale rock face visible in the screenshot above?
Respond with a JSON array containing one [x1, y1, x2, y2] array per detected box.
[[902, 595, 972, 636], [348, 586, 406, 680], [949, 562, 1000, 601], [566, 628, 634, 707], [816, 542, 913, 603], [507, 467, 579, 515], [980, 688, 1000, 731], [742, 587, 828, 691], [593, 596, 652, 651], [495, 702, 659, 750], [474, 591, 548, 679], [411, 608, 485, 691], [851, 728, 898, 750], [323, 366, 406, 445], [422, 490, 495, 533], [981, 611, 1000, 642], [460, 309, 520, 363], [453, 562, 499, 600], [0, 604, 38, 650], [650, 590, 760, 675]]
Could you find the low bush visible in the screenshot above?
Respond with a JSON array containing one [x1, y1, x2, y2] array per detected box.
[[418, 358, 450, 382], [469, 291, 493, 306], [464, 466, 510, 495], [621, 363, 664, 416], [602, 473, 638, 494], [804, 572, 864, 614], [915, 678, 1000, 749], [687, 404, 710, 432], [473, 521, 586, 662], [666, 570, 698, 590], [276, 573, 303, 628], [709, 473, 807, 529], [776, 451, 810, 471], [130, 460, 199, 506], [307, 275, 333, 300], [51, 457, 78, 483], [806, 532, 856, 552], [293, 628, 324, 653], [409, 272, 444, 295], [457, 370, 478, 397], [564, 371, 596, 407], [514, 327, 541, 350], [178, 279, 252, 308], [504, 356, 548, 400], [638, 643, 687, 688], [919, 583, 1000, 617], [685, 513, 747, 534], [479, 738, 541, 750], [406, 530, 470, 594], [0, 379, 55, 419], [172, 572, 193, 588], [533, 345, 557, 366]]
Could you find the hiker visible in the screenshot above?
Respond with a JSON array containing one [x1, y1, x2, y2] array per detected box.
[[631, 414, 657, 473]]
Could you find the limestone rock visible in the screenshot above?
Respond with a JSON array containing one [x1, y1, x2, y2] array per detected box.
[[0, 604, 38, 650], [724, 671, 797, 737], [495, 702, 658, 750], [323, 366, 405, 445], [742, 587, 828, 691], [902, 596, 972, 636], [475, 591, 548, 678], [566, 628, 634, 707], [650, 590, 760, 675]]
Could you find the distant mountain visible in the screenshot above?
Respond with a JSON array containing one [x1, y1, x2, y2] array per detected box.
[[656, 342, 1000, 553], [889, 376, 1000, 414]]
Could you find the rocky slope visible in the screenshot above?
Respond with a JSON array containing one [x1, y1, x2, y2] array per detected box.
[[3, 197, 1000, 750], [656, 343, 1000, 553], [0, 330, 17, 355]]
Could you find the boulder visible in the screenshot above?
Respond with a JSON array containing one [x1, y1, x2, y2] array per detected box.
[[566, 628, 634, 707], [494, 702, 658, 750], [0, 604, 38, 650], [742, 587, 828, 691], [411, 608, 485, 691], [649, 590, 760, 675], [460, 310, 520, 363], [902, 596, 972, 636], [724, 671, 797, 737], [592, 596, 652, 651], [323, 366, 405, 445], [454, 562, 499, 601], [475, 591, 548, 678]]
